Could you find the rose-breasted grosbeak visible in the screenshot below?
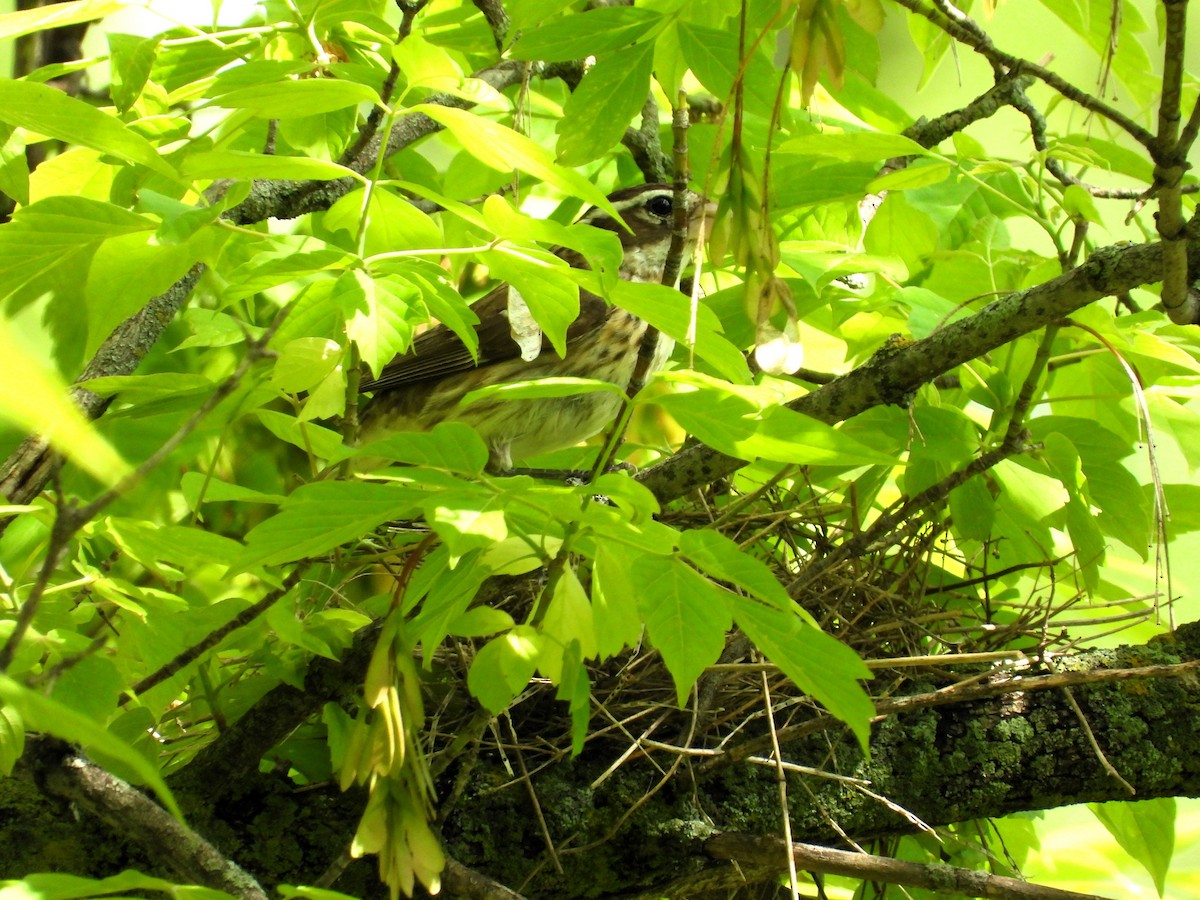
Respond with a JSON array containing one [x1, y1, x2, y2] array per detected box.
[[358, 184, 715, 472]]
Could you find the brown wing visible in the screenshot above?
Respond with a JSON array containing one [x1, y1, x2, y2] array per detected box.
[[359, 286, 610, 393]]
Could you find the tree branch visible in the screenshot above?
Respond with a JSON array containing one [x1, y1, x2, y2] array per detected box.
[[705, 832, 1113, 900], [1153, 0, 1198, 323], [24, 738, 268, 900], [890, 0, 1156, 147], [0, 60, 531, 517], [637, 237, 1184, 503]]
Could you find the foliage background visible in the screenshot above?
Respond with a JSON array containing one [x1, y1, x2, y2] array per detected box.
[[3, 0, 1200, 897]]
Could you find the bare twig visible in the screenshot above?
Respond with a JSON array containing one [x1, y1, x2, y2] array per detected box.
[[706, 832, 1114, 900], [127, 565, 309, 699], [789, 438, 1029, 595], [471, 0, 510, 51], [336, 0, 428, 168], [760, 669, 801, 899], [1060, 685, 1136, 796]]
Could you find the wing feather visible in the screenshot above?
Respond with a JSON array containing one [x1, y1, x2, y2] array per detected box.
[[359, 287, 610, 393]]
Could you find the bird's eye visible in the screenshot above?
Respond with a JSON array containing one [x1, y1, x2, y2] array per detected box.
[[646, 195, 673, 217]]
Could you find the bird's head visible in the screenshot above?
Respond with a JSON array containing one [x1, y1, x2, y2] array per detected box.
[[577, 183, 717, 283]]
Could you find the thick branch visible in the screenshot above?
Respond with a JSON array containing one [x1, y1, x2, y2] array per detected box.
[[25, 738, 268, 900], [638, 237, 1181, 502], [13, 621, 1200, 897], [1154, 0, 1198, 323], [434, 623, 1200, 896]]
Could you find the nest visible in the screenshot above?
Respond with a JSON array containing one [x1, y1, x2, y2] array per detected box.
[[414, 474, 1159, 815]]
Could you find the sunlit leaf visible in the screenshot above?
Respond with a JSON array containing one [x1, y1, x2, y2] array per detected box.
[[0, 676, 181, 819], [1090, 799, 1175, 896], [213, 79, 379, 118], [0, 80, 175, 177], [0, 319, 130, 485], [234, 481, 428, 569], [0, 0, 125, 41], [510, 6, 661, 61], [414, 105, 620, 218], [557, 42, 654, 166], [633, 554, 730, 707]]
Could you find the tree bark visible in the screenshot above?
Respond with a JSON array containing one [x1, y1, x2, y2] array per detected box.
[[4, 622, 1199, 898]]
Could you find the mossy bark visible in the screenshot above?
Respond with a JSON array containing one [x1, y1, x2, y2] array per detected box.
[[3, 625, 1199, 897]]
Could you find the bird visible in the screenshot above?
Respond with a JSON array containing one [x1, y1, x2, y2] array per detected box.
[[356, 183, 716, 473]]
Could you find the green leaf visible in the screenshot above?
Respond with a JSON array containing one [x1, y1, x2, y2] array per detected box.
[[729, 594, 874, 750], [234, 481, 428, 569], [271, 337, 344, 393], [4, 872, 236, 900], [467, 625, 542, 713], [394, 30, 464, 88], [482, 250, 579, 357], [949, 475, 995, 541], [447, 606, 514, 639], [107, 33, 158, 113], [592, 544, 645, 659], [426, 490, 508, 557], [778, 132, 929, 162], [0, 132, 30, 207], [772, 159, 878, 208], [679, 530, 799, 616], [604, 279, 752, 384], [677, 23, 778, 118], [84, 232, 197, 356], [256, 409, 349, 461], [280, 883, 361, 900], [413, 105, 620, 218], [461, 376, 626, 408], [182, 150, 358, 182], [868, 160, 954, 192], [0, 703, 24, 777], [0, 319, 131, 486], [481, 194, 623, 279], [0, 80, 175, 177], [557, 42, 654, 166], [51, 656, 123, 723], [510, 6, 662, 61], [330, 186, 443, 257], [359, 421, 489, 474], [0, 0, 125, 40], [180, 472, 287, 508], [1062, 183, 1103, 225], [541, 566, 598, 664], [633, 554, 731, 706], [81, 372, 214, 402], [213, 79, 380, 118], [0, 197, 153, 311], [398, 259, 481, 362], [508, 0, 577, 32], [556, 643, 591, 755], [0, 675, 181, 820], [103, 518, 245, 576], [650, 371, 895, 466], [1090, 798, 1174, 896], [336, 270, 422, 377]]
